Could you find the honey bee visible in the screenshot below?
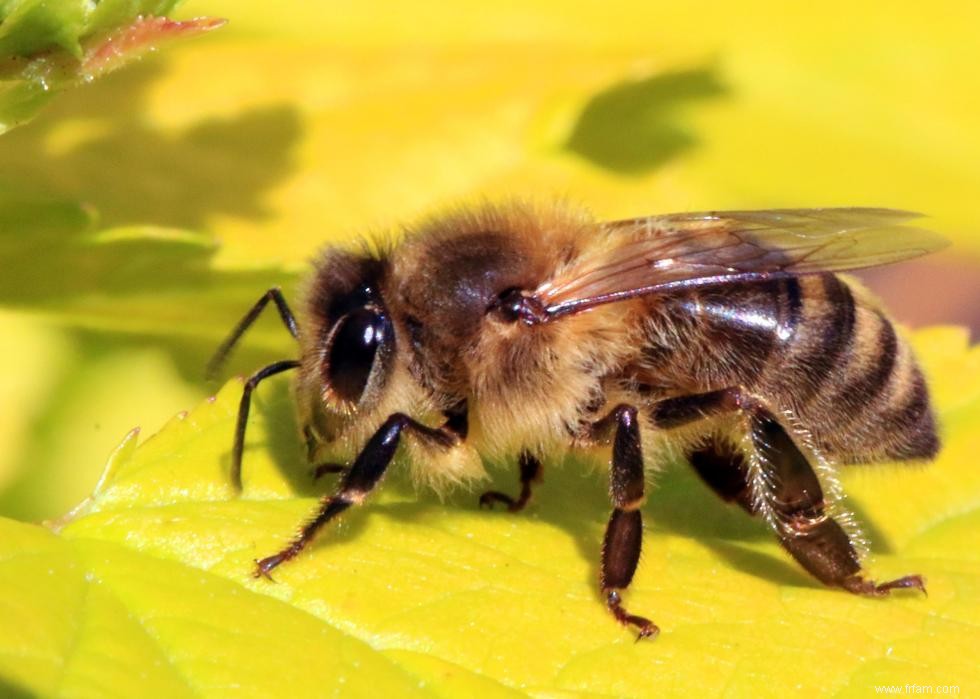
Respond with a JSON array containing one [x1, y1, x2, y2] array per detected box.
[[209, 202, 945, 639]]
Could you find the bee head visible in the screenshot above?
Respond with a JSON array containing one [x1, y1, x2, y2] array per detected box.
[[304, 251, 395, 413]]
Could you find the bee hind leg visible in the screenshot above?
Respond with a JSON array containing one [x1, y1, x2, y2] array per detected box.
[[660, 388, 927, 597], [479, 452, 541, 512], [745, 409, 926, 597], [591, 404, 659, 640], [688, 398, 925, 597]]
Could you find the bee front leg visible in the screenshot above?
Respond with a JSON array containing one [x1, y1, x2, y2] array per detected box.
[[254, 413, 458, 579], [231, 360, 301, 491], [590, 404, 659, 640], [212, 288, 303, 491], [479, 452, 542, 512]]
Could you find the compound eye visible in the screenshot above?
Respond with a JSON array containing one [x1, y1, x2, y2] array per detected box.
[[326, 307, 388, 404]]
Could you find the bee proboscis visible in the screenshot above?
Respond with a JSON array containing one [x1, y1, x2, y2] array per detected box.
[[209, 203, 945, 638]]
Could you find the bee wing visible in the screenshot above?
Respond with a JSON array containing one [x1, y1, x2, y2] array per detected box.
[[535, 208, 948, 319]]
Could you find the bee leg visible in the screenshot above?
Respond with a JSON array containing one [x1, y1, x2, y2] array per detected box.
[[591, 404, 659, 640], [687, 436, 756, 514], [231, 360, 301, 491], [479, 452, 542, 512], [254, 413, 458, 579], [749, 411, 926, 597], [649, 388, 740, 429], [654, 390, 925, 596], [311, 463, 346, 480], [649, 389, 757, 513], [301, 425, 348, 480], [207, 287, 299, 381]]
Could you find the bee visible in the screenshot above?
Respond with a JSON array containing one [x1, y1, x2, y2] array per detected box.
[[209, 202, 945, 639]]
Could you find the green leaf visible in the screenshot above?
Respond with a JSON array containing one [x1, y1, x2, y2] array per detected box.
[[0, 197, 294, 348], [0, 327, 977, 697], [0, 1, 188, 62], [0, 0, 88, 59], [0, 198, 296, 522], [0, 2, 223, 133]]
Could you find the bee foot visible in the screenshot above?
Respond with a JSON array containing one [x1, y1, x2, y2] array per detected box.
[[311, 462, 346, 481], [253, 554, 288, 580], [606, 590, 660, 641], [843, 574, 927, 597], [478, 490, 523, 512]]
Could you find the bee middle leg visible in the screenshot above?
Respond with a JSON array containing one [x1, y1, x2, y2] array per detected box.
[[589, 404, 659, 640], [651, 388, 757, 514], [478, 452, 542, 512], [655, 389, 926, 596], [688, 436, 756, 514]]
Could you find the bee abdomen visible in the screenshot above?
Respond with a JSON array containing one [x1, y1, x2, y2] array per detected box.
[[777, 275, 938, 462], [638, 274, 938, 463], [884, 367, 939, 459], [789, 275, 858, 400]]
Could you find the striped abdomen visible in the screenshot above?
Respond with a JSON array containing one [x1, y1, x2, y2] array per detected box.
[[638, 274, 938, 463]]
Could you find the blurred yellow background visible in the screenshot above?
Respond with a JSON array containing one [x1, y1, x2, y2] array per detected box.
[[0, 0, 977, 521]]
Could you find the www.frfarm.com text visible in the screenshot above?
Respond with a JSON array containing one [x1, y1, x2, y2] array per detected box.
[[874, 685, 960, 695]]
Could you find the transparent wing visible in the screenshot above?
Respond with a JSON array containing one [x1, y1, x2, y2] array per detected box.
[[535, 208, 947, 319]]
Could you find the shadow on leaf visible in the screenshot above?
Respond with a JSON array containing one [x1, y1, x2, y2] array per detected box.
[[564, 65, 726, 174], [0, 60, 302, 230], [0, 56, 307, 381], [0, 676, 35, 699]]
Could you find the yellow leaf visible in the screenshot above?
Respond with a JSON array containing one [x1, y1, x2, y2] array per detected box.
[[0, 327, 976, 697]]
